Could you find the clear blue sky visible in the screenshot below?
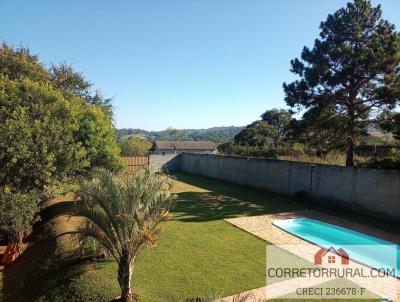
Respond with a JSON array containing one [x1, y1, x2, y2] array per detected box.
[[1, 0, 400, 130]]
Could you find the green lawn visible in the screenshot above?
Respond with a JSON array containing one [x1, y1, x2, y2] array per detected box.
[[0, 173, 392, 301]]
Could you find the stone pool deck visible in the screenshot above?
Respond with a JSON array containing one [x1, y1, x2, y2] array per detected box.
[[222, 211, 400, 301]]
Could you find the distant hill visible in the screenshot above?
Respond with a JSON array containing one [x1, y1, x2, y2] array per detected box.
[[117, 126, 243, 143]]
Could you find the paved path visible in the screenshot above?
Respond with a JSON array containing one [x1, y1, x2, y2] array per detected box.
[[219, 275, 335, 302], [220, 211, 400, 301]]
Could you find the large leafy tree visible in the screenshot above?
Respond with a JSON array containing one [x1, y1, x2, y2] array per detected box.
[[0, 43, 123, 244], [0, 43, 122, 192], [283, 0, 400, 166], [234, 120, 274, 149], [261, 109, 292, 149], [75, 168, 175, 302], [0, 78, 89, 191]]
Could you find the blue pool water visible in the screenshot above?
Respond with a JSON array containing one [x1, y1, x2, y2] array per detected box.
[[272, 218, 399, 277]]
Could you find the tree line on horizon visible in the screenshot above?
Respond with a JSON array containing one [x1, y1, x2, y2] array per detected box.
[[116, 126, 244, 143]]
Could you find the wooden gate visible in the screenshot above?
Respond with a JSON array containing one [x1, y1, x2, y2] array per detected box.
[[121, 156, 149, 174]]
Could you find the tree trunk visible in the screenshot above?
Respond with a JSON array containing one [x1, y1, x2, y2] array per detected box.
[[346, 107, 355, 167], [346, 135, 354, 167], [273, 139, 278, 150], [118, 248, 132, 302]]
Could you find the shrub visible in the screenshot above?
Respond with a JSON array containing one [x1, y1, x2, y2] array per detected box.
[[118, 137, 152, 156], [0, 187, 41, 248], [290, 143, 306, 156], [363, 148, 400, 170]]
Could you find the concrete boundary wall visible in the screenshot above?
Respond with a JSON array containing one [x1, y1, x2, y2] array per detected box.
[[149, 154, 181, 172], [179, 153, 400, 221]]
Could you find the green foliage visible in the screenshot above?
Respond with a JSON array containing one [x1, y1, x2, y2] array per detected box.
[[0, 77, 89, 190], [119, 137, 152, 156], [287, 108, 349, 156], [77, 236, 103, 257], [283, 0, 400, 166], [378, 111, 400, 140], [0, 187, 41, 244], [289, 143, 307, 156], [261, 108, 292, 148], [223, 110, 291, 156], [2, 173, 300, 302], [167, 127, 183, 142], [359, 133, 396, 145], [44, 180, 81, 197], [75, 168, 175, 300], [50, 63, 114, 118], [0, 42, 50, 82], [5, 173, 395, 301], [363, 148, 400, 169], [88, 90, 114, 119], [234, 120, 274, 149], [218, 142, 277, 158], [278, 152, 352, 166], [76, 106, 123, 171], [117, 126, 243, 143], [50, 63, 91, 98], [217, 141, 236, 155], [0, 43, 122, 243], [0, 43, 122, 192]]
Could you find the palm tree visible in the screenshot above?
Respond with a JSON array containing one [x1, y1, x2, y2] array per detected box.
[[75, 168, 175, 302]]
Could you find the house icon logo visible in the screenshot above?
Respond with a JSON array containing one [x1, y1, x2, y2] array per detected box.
[[314, 247, 349, 265]]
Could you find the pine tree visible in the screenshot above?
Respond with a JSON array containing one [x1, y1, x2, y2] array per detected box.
[[283, 0, 400, 166]]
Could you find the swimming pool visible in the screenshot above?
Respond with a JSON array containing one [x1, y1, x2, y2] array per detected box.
[[272, 218, 399, 277]]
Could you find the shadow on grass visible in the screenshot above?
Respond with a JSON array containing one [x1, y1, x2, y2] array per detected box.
[[172, 172, 305, 222], [1, 233, 117, 301], [2, 233, 76, 301], [172, 172, 400, 235], [1, 200, 118, 302], [40, 200, 76, 222]]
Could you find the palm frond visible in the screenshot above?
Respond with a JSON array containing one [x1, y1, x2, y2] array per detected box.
[[74, 167, 175, 263], [231, 292, 255, 302]]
